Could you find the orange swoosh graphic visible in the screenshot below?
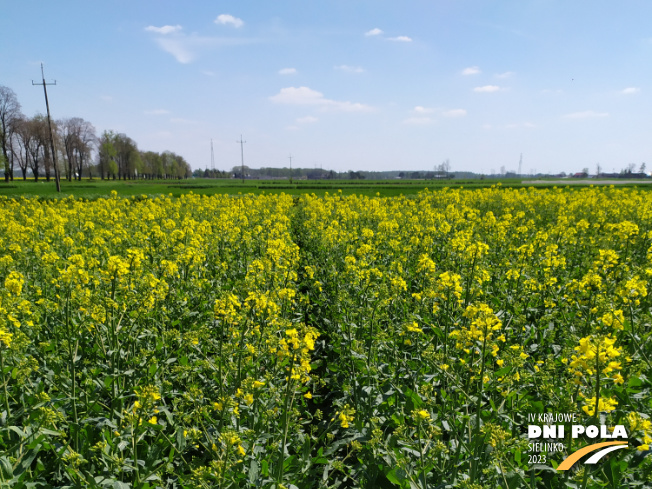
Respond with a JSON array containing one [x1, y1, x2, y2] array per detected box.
[[557, 441, 628, 471]]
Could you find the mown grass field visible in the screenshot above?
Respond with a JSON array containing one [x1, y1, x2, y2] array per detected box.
[[0, 186, 650, 488], [2, 177, 648, 199]]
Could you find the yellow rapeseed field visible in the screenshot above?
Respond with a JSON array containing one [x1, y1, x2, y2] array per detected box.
[[0, 186, 650, 488]]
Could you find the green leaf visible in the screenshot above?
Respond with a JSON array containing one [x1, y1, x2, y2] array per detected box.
[[0, 456, 13, 479], [248, 460, 259, 484]]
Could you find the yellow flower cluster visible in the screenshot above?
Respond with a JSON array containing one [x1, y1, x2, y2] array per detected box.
[[568, 335, 623, 381]]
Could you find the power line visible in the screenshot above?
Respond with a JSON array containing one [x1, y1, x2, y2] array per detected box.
[[236, 135, 246, 183], [32, 63, 60, 192]]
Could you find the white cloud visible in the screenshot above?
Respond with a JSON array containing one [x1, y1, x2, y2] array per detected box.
[[297, 116, 318, 124], [563, 111, 609, 119], [145, 25, 182, 35], [215, 14, 244, 28], [335, 65, 365, 73], [442, 109, 467, 117], [269, 86, 374, 112], [462, 66, 481, 75], [388, 36, 412, 42], [365, 28, 383, 36], [413, 106, 434, 114], [622, 87, 640, 94], [473, 85, 501, 93], [496, 71, 515, 78], [402, 117, 432, 125], [279, 68, 297, 75], [145, 109, 170, 115]]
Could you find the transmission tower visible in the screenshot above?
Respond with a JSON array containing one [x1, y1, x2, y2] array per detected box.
[[210, 139, 215, 176], [236, 135, 246, 183]]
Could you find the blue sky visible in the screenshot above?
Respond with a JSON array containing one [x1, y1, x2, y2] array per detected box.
[[2, 1, 651, 174]]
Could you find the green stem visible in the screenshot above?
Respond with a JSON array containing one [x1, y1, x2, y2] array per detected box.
[[417, 421, 428, 489], [470, 325, 488, 484], [0, 348, 9, 416], [277, 353, 297, 483]]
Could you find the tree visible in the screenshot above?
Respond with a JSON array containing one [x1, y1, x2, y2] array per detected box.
[[640, 162, 646, 174], [25, 116, 48, 181], [75, 119, 96, 180], [0, 86, 22, 182], [98, 131, 117, 180], [114, 134, 138, 179], [12, 117, 32, 180], [60, 117, 82, 181]]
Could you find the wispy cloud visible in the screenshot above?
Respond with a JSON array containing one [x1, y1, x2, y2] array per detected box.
[[279, 68, 297, 75], [621, 87, 640, 95], [506, 122, 536, 128], [269, 86, 374, 112], [148, 32, 257, 63], [170, 117, 198, 124], [145, 25, 182, 35], [473, 85, 501, 93], [215, 14, 244, 28], [563, 110, 609, 119], [365, 28, 383, 36], [335, 65, 365, 73], [442, 109, 467, 117], [297, 116, 318, 124], [388, 36, 412, 42], [145, 109, 170, 115], [462, 66, 480, 75], [412, 106, 434, 114], [496, 71, 515, 78], [402, 117, 432, 125]]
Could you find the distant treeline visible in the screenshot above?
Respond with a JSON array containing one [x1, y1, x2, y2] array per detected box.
[[0, 84, 192, 182], [195, 166, 463, 180]]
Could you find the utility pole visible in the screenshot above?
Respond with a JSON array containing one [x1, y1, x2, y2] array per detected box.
[[288, 154, 293, 184], [32, 64, 60, 192], [210, 139, 215, 176], [518, 153, 523, 177], [237, 135, 246, 183]]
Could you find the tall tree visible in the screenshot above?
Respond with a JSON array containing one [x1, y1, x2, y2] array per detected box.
[[75, 119, 96, 180], [60, 117, 81, 181], [26, 116, 47, 181], [114, 134, 138, 180], [98, 130, 117, 180], [13, 117, 32, 180], [0, 86, 22, 181]]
